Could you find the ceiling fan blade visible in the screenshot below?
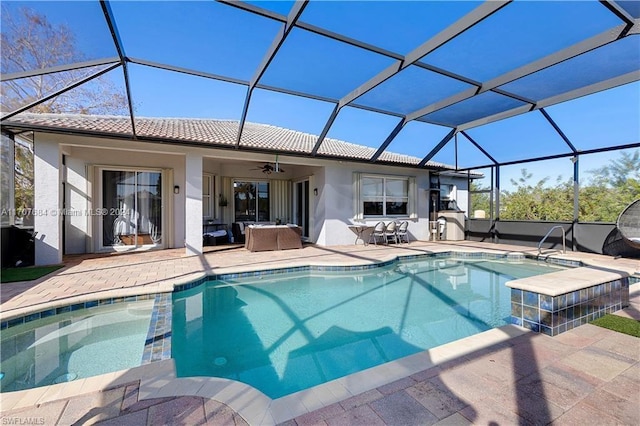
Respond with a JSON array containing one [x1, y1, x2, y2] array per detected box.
[[249, 162, 284, 173]]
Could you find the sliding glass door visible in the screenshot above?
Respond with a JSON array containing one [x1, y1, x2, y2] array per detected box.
[[234, 181, 269, 222], [295, 180, 310, 238], [102, 170, 162, 248]]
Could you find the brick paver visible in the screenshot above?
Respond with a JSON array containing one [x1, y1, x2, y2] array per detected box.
[[1, 242, 638, 425]]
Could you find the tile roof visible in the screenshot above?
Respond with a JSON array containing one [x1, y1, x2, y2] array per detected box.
[[3, 113, 453, 169]]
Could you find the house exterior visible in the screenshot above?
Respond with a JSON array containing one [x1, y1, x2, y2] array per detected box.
[[1, 114, 473, 266]]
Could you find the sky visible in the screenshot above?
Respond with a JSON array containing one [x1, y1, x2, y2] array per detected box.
[[4, 0, 640, 189]]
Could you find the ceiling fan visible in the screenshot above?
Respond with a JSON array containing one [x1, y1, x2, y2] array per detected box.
[[253, 163, 285, 174], [252, 156, 285, 174]]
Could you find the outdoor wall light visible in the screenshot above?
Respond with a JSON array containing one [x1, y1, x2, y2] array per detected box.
[[314, 188, 318, 196], [174, 185, 180, 194]]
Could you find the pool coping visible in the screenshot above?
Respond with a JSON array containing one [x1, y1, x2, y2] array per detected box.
[[1, 248, 638, 424], [506, 266, 630, 296]]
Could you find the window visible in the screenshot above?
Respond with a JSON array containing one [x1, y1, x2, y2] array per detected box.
[[356, 174, 416, 219], [234, 180, 270, 222], [202, 173, 213, 218]]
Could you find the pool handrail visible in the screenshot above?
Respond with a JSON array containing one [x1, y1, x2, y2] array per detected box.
[[538, 225, 566, 256]]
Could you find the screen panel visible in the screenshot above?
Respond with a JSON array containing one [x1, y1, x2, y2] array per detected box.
[[128, 64, 246, 120], [241, 88, 335, 151], [109, 1, 281, 81], [498, 35, 640, 102], [354, 66, 473, 115], [499, 158, 575, 221], [382, 120, 452, 160], [419, 92, 527, 128], [421, 1, 622, 82], [242, 1, 295, 16], [543, 82, 640, 152], [299, 1, 481, 55], [617, 1, 640, 18], [260, 28, 395, 99], [578, 147, 640, 222], [323, 106, 401, 154], [1, 1, 118, 74], [463, 111, 573, 165], [428, 133, 490, 170], [1, 65, 117, 115], [10, 67, 133, 134]]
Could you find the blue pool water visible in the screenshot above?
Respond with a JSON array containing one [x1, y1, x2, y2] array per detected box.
[[0, 300, 153, 392], [172, 257, 566, 398]]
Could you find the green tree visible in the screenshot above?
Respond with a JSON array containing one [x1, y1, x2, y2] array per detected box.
[[496, 150, 640, 223], [581, 149, 640, 222], [500, 169, 573, 221], [578, 184, 623, 222], [588, 150, 640, 188]]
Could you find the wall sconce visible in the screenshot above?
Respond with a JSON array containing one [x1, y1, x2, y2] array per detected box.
[[313, 188, 318, 196], [174, 185, 180, 194]]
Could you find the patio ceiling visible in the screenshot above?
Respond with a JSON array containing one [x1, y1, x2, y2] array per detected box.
[[1, 0, 639, 171]]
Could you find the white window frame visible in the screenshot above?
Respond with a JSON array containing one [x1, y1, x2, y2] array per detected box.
[[353, 173, 417, 220], [202, 173, 213, 219]]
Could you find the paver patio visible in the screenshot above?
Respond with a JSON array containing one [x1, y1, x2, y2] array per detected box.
[[1, 242, 639, 425]]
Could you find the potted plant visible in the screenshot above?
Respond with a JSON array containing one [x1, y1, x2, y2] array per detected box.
[[218, 194, 228, 207]]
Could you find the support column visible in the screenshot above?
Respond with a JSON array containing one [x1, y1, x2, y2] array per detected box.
[[185, 153, 203, 256], [34, 138, 62, 265], [573, 155, 579, 252], [494, 166, 500, 244]]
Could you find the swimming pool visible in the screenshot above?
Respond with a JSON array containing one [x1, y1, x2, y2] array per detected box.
[[0, 300, 154, 392], [172, 256, 567, 398]]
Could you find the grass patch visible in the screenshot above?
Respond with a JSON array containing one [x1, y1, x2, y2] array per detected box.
[[591, 314, 640, 338], [1, 265, 64, 283]]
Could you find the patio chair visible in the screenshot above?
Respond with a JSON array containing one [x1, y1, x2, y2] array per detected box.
[[368, 221, 386, 245], [617, 199, 640, 249], [602, 199, 640, 258], [112, 216, 129, 245], [384, 221, 398, 244], [232, 222, 246, 243], [396, 221, 409, 243], [149, 221, 161, 244]]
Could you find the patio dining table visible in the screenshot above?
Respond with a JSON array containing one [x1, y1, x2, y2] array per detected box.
[[347, 224, 374, 245]]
